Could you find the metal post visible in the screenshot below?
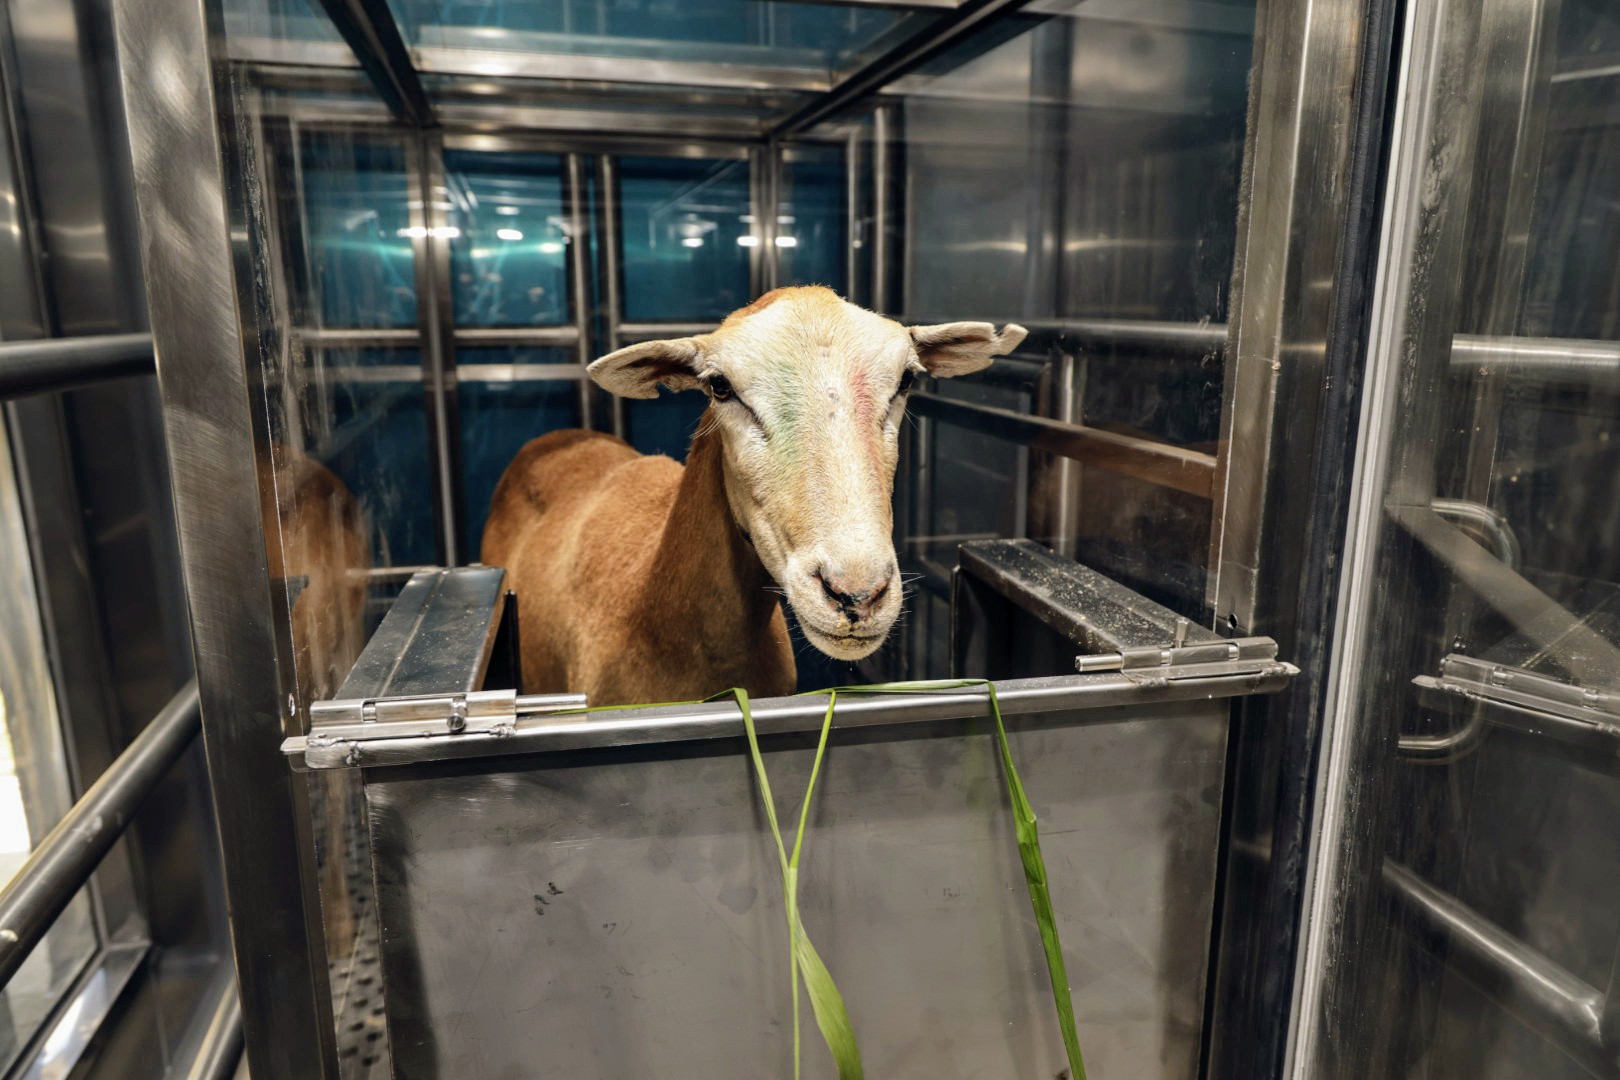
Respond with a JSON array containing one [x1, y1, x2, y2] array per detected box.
[[1048, 348, 1082, 558], [748, 142, 780, 296], [0, 682, 199, 987], [1201, 0, 1403, 1071], [871, 105, 894, 314], [844, 128, 862, 303], [0, 333, 154, 399], [564, 153, 595, 431], [1285, 0, 1491, 1071], [410, 130, 463, 566], [593, 155, 627, 440], [109, 0, 340, 1068]]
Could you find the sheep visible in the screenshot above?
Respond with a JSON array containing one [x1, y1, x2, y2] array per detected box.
[[482, 286, 1027, 706]]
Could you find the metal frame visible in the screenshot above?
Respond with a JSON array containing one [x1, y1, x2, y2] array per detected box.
[[310, 0, 431, 127], [289, 663, 1296, 771], [908, 391, 1216, 498], [0, 683, 198, 986], [768, 0, 1038, 138], [1382, 859, 1616, 1075], [110, 0, 340, 1072], [1285, 0, 1487, 1069], [0, 334, 153, 400], [409, 130, 464, 566]]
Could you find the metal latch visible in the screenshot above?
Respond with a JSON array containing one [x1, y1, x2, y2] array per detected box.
[[1075, 636, 1286, 688], [303, 689, 587, 747]]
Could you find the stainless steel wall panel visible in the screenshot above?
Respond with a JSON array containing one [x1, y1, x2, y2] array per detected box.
[[364, 699, 1229, 1079]]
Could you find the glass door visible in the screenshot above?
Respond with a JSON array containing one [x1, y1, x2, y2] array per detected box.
[[1294, 0, 1620, 1075]]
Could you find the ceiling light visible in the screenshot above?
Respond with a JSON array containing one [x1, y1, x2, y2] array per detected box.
[[495, 206, 520, 216], [774, 235, 798, 248], [681, 237, 704, 248], [496, 228, 523, 241], [397, 225, 428, 238], [539, 241, 563, 254], [737, 235, 761, 248]]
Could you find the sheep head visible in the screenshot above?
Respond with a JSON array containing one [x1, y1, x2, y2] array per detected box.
[[589, 286, 1026, 661]]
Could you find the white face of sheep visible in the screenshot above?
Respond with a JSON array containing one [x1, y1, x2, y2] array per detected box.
[[589, 288, 1026, 661]]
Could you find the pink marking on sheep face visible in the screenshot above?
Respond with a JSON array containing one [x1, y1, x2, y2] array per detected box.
[[846, 367, 884, 478]]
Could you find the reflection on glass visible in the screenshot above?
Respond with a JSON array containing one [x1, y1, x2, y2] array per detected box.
[[778, 144, 847, 293], [306, 351, 436, 568], [445, 152, 570, 328], [460, 350, 580, 559], [618, 157, 750, 323], [386, 0, 913, 69], [1307, 0, 1620, 1074], [299, 134, 417, 328]]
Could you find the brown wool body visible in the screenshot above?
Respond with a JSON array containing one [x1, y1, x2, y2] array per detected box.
[[483, 286, 1026, 706]]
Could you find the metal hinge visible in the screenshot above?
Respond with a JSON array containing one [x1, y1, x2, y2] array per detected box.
[[1075, 636, 1287, 688], [302, 689, 587, 749]]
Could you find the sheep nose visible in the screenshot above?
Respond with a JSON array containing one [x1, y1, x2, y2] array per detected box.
[[816, 567, 893, 621]]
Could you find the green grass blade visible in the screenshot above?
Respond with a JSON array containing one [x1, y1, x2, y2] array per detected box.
[[791, 911, 866, 1080], [736, 689, 865, 1079], [986, 683, 1088, 1080], [564, 680, 1080, 1079]]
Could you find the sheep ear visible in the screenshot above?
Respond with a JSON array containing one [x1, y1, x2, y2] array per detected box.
[[587, 338, 704, 399], [908, 322, 1028, 378]]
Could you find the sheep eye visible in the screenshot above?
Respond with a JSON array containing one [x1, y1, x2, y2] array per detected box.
[[708, 375, 735, 402], [896, 369, 916, 396]]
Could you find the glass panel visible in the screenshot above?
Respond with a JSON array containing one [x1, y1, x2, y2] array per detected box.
[[222, 0, 344, 43], [1303, 0, 1620, 1074], [459, 351, 581, 561], [0, 426, 99, 1072], [386, 0, 921, 71], [914, 379, 1032, 573], [308, 352, 439, 570], [891, 6, 1254, 674], [621, 392, 708, 463], [444, 152, 571, 328], [777, 143, 847, 293], [298, 134, 417, 329], [617, 156, 751, 323]]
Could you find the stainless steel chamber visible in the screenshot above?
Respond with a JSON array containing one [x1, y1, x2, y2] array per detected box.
[[88, 0, 1620, 1076]]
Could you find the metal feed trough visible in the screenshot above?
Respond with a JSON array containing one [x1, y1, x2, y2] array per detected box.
[[284, 542, 1294, 1078]]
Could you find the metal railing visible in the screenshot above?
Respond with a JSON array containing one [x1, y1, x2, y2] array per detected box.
[[1385, 859, 1618, 1075], [0, 680, 199, 985], [0, 333, 155, 400]]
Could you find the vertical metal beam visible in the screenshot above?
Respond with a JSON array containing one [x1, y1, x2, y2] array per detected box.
[[1202, 0, 1402, 1072], [1046, 348, 1082, 558], [748, 142, 780, 296], [564, 153, 595, 431], [109, 0, 337, 1073], [871, 104, 895, 314], [1285, 0, 1490, 1071], [1207, 0, 1373, 633], [844, 128, 862, 302], [410, 131, 462, 566], [593, 155, 626, 440]]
